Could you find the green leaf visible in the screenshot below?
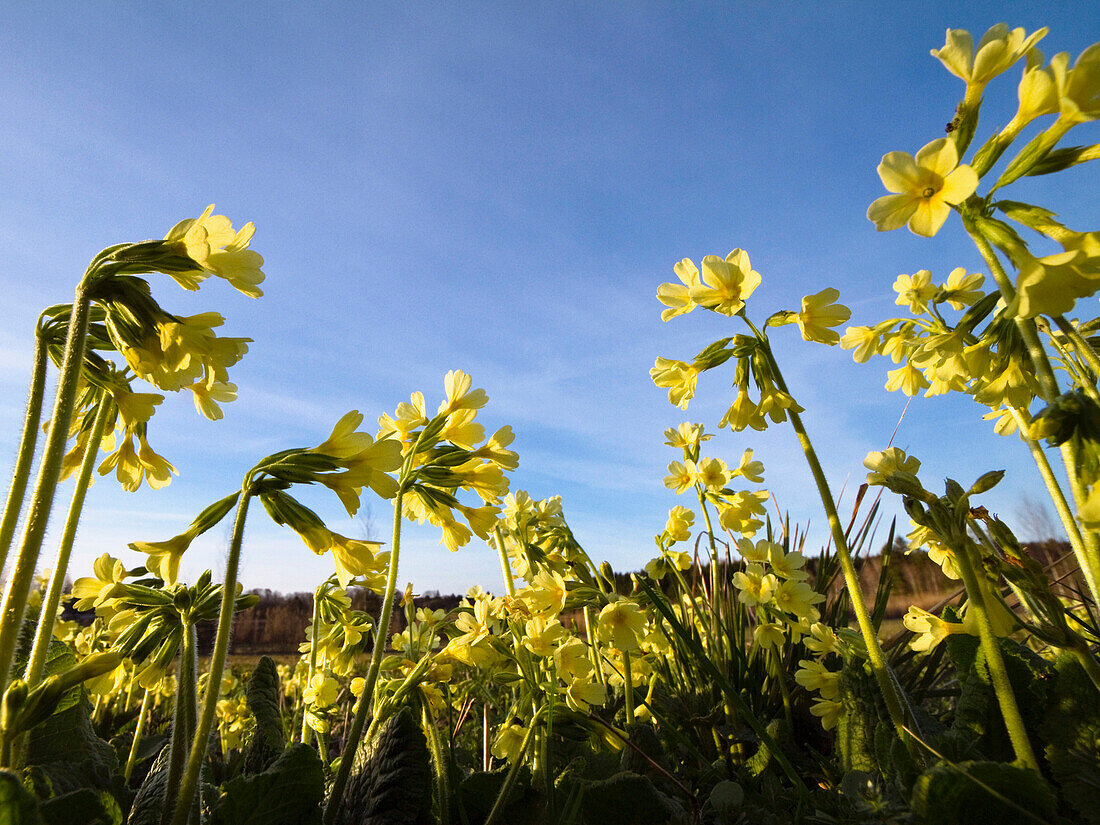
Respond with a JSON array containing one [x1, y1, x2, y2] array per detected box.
[[910, 760, 1055, 825], [1040, 654, 1100, 824], [39, 789, 122, 825], [331, 708, 431, 825], [209, 744, 323, 825], [242, 656, 285, 776], [458, 765, 539, 825], [127, 747, 169, 825], [0, 769, 42, 825], [836, 661, 882, 775], [578, 772, 677, 825], [24, 695, 125, 805]]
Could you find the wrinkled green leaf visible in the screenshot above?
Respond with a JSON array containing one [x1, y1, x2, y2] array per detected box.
[[1041, 654, 1100, 824], [242, 656, 285, 775], [209, 744, 323, 825], [911, 760, 1055, 825], [333, 708, 431, 825], [39, 789, 121, 825]]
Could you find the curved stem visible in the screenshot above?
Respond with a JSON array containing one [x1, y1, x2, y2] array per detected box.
[[124, 688, 154, 784], [0, 327, 49, 574], [694, 488, 723, 644], [0, 289, 92, 699], [24, 398, 113, 688], [169, 490, 252, 825], [953, 540, 1039, 770], [757, 341, 911, 741], [1054, 315, 1100, 385], [324, 487, 405, 824]]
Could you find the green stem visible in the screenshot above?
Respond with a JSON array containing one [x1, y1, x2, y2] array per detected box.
[[493, 526, 516, 598], [0, 288, 92, 699], [1008, 407, 1100, 607], [324, 487, 406, 825], [695, 488, 723, 645], [756, 338, 910, 741], [162, 622, 198, 824], [483, 715, 539, 825], [124, 688, 154, 784], [169, 490, 252, 825], [953, 540, 1039, 770], [421, 697, 451, 825], [24, 398, 113, 688], [622, 650, 634, 725], [968, 223, 1100, 626], [1054, 315, 1100, 385], [0, 324, 49, 573], [302, 584, 324, 745]]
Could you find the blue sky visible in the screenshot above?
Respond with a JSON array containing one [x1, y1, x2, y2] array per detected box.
[[1, 3, 1098, 595]]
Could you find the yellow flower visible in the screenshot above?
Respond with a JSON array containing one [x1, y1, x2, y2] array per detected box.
[[597, 599, 646, 652], [930, 25, 1048, 101], [657, 258, 701, 321], [719, 389, 767, 432], [492, 723, 528, 762], [303, 672, 340, 707], [329, 533, 386, 589], [663, 460, 696, 494], [564, 677, 606, 713], [97, 429, 143, 491], [773, 578, 825, 618], [810, 697, 842, 730], [650, 358, 699, 409], [794, 660, 840, 699], [441, 408, 485, 450], [795, 288, 851, 345], [687, 249, 761, 316], [893, 270, 937, 314], [694, 456, 730, 489], [70, 553, 128, 613], [312, 410, 376, 459], [554, 638, 594, 681], [378, 392, 429, 445], [940, 267, 985, 310], [768, 545, 809, 581], [753, 622, 785, 649], [438, 370, 488, 416], [472, 426, 519, 470], [863, 447, 921, 485], [130, 531, 194, 586], [522, 616, 567, 657], [663, 422, 710, 451], [1013, 247, 1100, 319], [732, 564, 776, 606], [663, 505, 695, 543], [903, 606, 965, 652], [885, 363, 930, 396], [110, 386, 164, 427], [840, 326, 880, 363], [733, 448, 764, 483], [867, 138, 978, 237], [1050, 42, 1100, 128], [187, 373, 237, 421], [164, 204, 266, 297]]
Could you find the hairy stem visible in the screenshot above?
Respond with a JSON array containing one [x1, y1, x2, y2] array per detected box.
[[169, 490, 252, 825], [0, 288, 92, 699], [24, 398, 113, 688], [324, 487, 406, 824], [0, 325, 49, 573]]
